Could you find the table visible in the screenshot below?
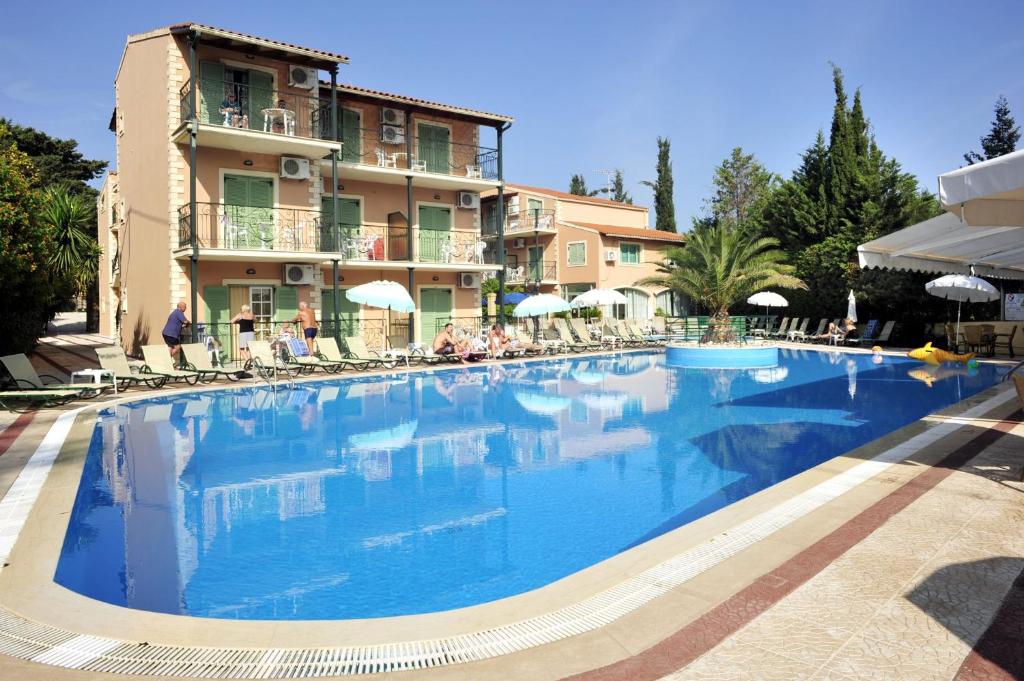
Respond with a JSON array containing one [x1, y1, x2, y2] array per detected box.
[[261, 108, 296, 136], [71, 368, 117, 395]]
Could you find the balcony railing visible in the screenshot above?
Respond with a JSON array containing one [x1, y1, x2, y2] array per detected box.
[[496, 260, 557, 284], [334, 125, 498, 180], [179, 78, 330, 141], [482, 208, 556, 237], [178, 202, 487, 264]]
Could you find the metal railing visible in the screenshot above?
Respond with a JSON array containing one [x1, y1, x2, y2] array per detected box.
[[178, 203, 486, 264], [481, 208, 556, 237], [179, 78, 330, 141], [489, 260, 556, 284], [334, 125, 498, 180]]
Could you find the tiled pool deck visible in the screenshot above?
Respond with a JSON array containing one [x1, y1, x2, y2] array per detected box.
[[0, 335, 1020, 680]]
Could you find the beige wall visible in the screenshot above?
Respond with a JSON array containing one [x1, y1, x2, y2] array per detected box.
[[320, 178, 477, 231], [559, 224, 601, 286], [116, 31, 174, 351], [337, 102, 481, 166], [558, 200, 647, 228]]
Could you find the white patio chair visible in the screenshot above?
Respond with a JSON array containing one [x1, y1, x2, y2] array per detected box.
[[375, 149, 397, 169], [466, 164, 482, 179]]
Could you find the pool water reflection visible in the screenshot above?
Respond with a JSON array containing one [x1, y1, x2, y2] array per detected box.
[[55, 350, 1004, 620]]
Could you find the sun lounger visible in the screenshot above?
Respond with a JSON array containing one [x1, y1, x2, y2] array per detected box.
[[0, 388, 85, 411], [786, 318, 811, 341], [627, 320, 666, 346], [179, 343, 245, 382], [852, 320, 894, 346], [615, 320, 650, 347], [95, 346, 168, 389], [554, 318, 600, 351], [769, 317, 791, 338], [281, 338, 350, 374], [140, 346, 202, 384], [343, 337, 400, 369], [246, 340, 304, 379], [0, 353, 106, 397]]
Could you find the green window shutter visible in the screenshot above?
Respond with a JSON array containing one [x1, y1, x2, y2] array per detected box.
[[248, 178, 273, 208], [418, 206, 451, 262], [203, 285, 229, 340], [199, 61, 225, 124], [247, 70, 274, 132], [275, 286, 298, 323], [341, 108, 361, 162], [568, 242, 585, 265], [320, 196, 335, 251], [527, 198, 543, 214], [321, 288, 359, 336], [419, 124, 450, 173], [620, 243, 640, 264]]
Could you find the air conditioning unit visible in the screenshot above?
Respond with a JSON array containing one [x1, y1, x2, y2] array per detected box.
[[283, 264, 315, 285], [381, 107, 406, 126], [457, 191, 480, 209], [458, 272, 482, 289], [512, 238, 526, 249], [280, 157, 310, 180], [288, 65, 317, 89], [604, 250, 618, 262], [380, 124, 405, 145]]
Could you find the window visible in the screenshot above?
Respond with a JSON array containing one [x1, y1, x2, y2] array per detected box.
[[527, 198, 543, 216], [620, 243, 641, 264], [249, 286, 274, 323], [563, 284, 593, 303], [567, 242, 586, 266]]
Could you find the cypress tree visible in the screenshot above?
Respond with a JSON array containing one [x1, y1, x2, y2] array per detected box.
[[609, 170, 632, 204], [964, 95, 1020, 164], [641, 137, 676, 231], [569, 174, 593, 196]]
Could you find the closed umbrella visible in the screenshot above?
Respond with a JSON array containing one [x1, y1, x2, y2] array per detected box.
[[846, 290, 857, 323], [746, 291, 788, 331], [925, 273, 999, 345]]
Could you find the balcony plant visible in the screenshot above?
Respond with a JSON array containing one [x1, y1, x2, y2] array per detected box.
[[640, 224, 805, 343]]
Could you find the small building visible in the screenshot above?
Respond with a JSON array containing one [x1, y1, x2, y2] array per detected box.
[[480, 184, 688, 318]]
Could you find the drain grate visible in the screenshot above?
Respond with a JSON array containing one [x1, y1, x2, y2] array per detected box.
[[0, 390, 1013, 677]]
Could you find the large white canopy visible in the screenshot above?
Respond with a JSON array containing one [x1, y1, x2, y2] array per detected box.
[[857, 212, 1024, 280], [939, 148, 1024, 226]]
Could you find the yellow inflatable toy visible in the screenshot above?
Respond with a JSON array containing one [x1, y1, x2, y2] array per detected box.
[[907, 342, 974, 366]]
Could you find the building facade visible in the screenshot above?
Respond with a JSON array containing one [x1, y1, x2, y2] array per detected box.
[[480, 184, 687, 318], [99, 23, 513, 355]]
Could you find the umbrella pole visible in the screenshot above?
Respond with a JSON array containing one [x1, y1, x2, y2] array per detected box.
[[955, 300, 961, 352]]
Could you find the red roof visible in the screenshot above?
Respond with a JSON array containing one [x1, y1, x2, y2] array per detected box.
[[167, 22, 349, 65], [327, 83, 513, 124], [568, 222, 686, 243], [506, 184, 647, 211]]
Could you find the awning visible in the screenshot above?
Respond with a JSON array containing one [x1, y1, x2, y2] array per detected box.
[[857, 213, 1024, 280], [939, 148, 1024, 226]]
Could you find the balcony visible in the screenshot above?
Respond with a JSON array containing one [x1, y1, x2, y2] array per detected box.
[[175, 78, 339, 158], [320, 125, 500, 191], [482, 256, 557, 284], [481, 209, 557, 238], [176, 202, 492, 269]]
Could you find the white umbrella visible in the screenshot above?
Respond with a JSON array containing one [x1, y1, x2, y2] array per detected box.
[[578, 391, 629, 412], [846, 290, 857, 323], [349, 420, 418, 451], [571, 370, 605, 385], [925, 273, 999, 344], [569, 288, 629, 308], [746, 291, 788, 328], [749, 366, 789, 384], [345, 280, 416, 313], [512, 294, 570, 317], [514, 391, 571, 416]]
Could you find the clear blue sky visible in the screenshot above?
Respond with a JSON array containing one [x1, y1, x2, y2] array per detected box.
[[2, 0, 1021, 228]]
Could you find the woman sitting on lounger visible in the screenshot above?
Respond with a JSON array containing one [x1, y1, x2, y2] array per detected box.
[[487, 323, 511, 357]]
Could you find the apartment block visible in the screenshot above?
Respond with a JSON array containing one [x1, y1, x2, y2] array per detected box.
[[481, 184, 688, 318], [99, 22, 513, 355]]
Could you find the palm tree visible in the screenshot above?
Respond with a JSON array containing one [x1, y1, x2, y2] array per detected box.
[[40, 187, 102, 300], [640, 224, 805, 343]]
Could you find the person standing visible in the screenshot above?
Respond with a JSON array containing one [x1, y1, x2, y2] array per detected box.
[[292, 301, 319, 354], [162, 300, 190, 360], [230, 304, 256, 363]]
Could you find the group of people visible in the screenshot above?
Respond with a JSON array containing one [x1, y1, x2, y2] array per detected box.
[[815, 318, 858, 343], [432, 322, 521, 362], [161, 300, 320, 364]]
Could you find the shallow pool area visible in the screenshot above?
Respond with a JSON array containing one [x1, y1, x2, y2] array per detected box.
[[53, 349, 1006, 621]]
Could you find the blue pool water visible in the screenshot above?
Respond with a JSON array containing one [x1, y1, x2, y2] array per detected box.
[[55, 350, 1005, 620]]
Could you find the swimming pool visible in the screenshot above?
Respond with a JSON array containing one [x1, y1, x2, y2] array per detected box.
[[55, 349, 1004, 620]]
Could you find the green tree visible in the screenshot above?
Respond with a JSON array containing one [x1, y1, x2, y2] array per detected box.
[[608, 169, 632, 204], [761, 131, 828, 251], [704, 147, 777, 233], [0, 119, 107, 331], [41, 188, 102, 298], [569, 174, 598, 196], [964, 95, 1020, 164], [0, 125, 60, 354], [640, 224, 805, 342], [641, 137, 676, 232]]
